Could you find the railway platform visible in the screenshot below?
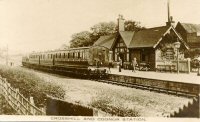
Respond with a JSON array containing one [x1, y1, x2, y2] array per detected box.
[[108, 68, 200, 85]]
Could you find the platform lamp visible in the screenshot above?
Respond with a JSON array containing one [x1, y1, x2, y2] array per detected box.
[[197, 58, 200, 76], [174, 41, 181, 74]]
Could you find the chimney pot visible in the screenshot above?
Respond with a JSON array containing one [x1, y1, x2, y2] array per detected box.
[[118, 14, 125, 32]]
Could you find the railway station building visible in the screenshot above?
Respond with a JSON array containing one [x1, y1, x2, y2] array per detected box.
[[93, 16, 190, 72]]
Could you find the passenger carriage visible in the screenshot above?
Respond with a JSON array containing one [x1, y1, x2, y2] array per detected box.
[[22, 46, 109, 79]]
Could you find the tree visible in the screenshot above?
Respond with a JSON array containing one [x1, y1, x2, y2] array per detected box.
[[124, 20, 145, 31], [70, 31, 92, 48], [90, 22, 117, 44], [70, 22, 117, 48], [69, 20, 145, 48]]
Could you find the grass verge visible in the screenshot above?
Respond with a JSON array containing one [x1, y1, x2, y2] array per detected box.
[[90, 94, 141, 117]]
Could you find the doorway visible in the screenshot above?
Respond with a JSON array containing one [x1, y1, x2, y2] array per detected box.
[[119, 52, 124, 68]]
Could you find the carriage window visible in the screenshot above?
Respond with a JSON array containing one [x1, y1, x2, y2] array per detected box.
[[68, 53, 70, 58], [82, 51, 84, 59], [73, 53, 75, 58], [78, 52, 80, 59], [55, 54, 57, 58], [65, 53, 67, 58]]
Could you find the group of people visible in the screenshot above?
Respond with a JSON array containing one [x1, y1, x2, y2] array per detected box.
[[117, 57, 138, 72], [95, 57, 138, 73]]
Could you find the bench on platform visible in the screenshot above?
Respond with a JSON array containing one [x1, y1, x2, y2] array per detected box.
[[156, 65, 176, 72]]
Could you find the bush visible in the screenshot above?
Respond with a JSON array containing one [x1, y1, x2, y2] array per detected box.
[[90, 95, 140, 117], [0, 65, 65, 107]]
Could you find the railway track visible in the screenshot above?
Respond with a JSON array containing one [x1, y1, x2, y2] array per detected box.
[[94, 79, 199, 98], [22, 65, 199, 98]]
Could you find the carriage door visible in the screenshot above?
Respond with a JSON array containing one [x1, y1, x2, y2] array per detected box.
[[39, 56, 40, 65], [53, 55, 55, 65]]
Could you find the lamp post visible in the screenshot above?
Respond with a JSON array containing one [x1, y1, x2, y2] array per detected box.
[[196, 57, 200, 76], [174, 41, 181, 74]]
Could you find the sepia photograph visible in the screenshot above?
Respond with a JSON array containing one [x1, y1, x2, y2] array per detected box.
[[0, 0, 200, 121]]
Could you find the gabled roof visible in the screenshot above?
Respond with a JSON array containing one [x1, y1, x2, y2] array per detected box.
[[93, 25, 189, 50], [93, 34, 116, 49], [178, 22, 200, 33], [129, 26, 169, 48], [119, 31, 135, 46]]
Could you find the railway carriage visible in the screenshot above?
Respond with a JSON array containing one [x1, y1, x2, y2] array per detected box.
[[22, 46, 109, 78]]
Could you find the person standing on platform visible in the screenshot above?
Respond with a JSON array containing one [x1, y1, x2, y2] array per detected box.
[[108, 61, 112, 73], [119, 58, 122, 72], [132, 57, 138, 72], [97, 60, 100, 68]]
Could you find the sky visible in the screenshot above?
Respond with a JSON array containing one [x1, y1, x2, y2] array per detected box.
[[0, 0, 200, 54]]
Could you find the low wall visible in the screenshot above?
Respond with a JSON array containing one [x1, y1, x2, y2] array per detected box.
[[107, 74, 200, 96], [45, 95, 111, 116]]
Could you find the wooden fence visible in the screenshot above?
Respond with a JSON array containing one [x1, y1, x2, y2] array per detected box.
[[0, 76, 45, 115]]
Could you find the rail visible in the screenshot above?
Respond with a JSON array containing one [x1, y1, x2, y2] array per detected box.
[[0, 76, 45, 115]]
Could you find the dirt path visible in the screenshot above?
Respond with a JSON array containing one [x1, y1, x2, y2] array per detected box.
[[20, 67, 193, 117]]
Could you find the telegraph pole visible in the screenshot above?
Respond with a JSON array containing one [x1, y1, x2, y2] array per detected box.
[[167, 0, 170, 22]]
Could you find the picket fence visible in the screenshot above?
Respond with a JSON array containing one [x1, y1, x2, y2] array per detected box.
[[0, 75, 45, 115]]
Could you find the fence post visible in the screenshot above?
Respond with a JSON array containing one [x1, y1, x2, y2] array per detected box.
[[2, 78, 6, 96], [41, 107, 45, 115], [30, 96, 35, 115], [15, 88, 21, 114], [7, 82, 11, 104], [26, 98, 29, 115], [0, 76, 2, 93], [93, 108, 98, 116]]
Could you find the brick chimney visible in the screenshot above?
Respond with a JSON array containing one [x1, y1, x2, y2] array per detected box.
[[118, 14, 125, 31]]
